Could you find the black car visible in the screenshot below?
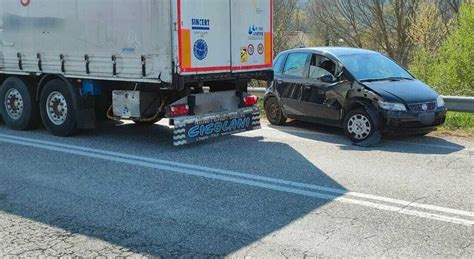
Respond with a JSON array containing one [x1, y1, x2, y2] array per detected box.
[[264, 47, 447, 143]]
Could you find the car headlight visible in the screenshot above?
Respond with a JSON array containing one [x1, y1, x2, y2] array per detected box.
[[437, 96, 445, 108], [378, 101, 407, 111]]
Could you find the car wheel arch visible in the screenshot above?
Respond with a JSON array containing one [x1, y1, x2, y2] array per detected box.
[[263, 92, 281, 104], [344, 98, 374, 114], [345, 98, 384, 127]]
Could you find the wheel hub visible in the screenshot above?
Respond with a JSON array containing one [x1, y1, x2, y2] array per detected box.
[[270, 104, 278, 119], [348, 114, 372, 140], [4, 89, 24, 120], [46, 91, 68, 125]]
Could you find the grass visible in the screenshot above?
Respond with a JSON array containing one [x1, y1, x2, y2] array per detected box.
[[436, 112, 474, 137], [257, 98, 474, 137], [257, 99, 265, 118]]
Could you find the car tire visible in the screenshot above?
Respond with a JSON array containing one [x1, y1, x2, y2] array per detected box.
[[343, 108, 380, 143], [0, 77, 40, 131], [265, 97, 287, 125], [39, 79, 78, 137]]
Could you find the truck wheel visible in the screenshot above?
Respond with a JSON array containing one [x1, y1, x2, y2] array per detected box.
[[39, 79, 78, 136], [265, 97, 287, 125], [343, 108, 380, 143], [0, 77, 40, 130]]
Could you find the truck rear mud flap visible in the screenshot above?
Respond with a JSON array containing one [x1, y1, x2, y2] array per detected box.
[[173, 107, 260, 146]]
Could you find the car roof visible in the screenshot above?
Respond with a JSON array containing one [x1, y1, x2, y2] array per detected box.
[[279, 47, 380, 61]]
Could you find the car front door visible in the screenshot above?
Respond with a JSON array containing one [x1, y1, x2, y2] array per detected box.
[[275, 52, 310, 117], [300, 54, 342, 121]]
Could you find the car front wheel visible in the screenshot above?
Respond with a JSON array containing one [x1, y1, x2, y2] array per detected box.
[[343, 108, 379, 143]]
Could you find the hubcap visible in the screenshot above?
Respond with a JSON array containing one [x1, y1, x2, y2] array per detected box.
[[4, 89, 24, 120], [347, 114, 372, 140], [269, 103, 279, 120], [46, 91, 68, 125]]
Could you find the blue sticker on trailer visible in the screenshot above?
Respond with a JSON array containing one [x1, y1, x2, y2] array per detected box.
[[191, 18, 210, 30], [173, 109, 260, 146], [193, 39, 208, 60]]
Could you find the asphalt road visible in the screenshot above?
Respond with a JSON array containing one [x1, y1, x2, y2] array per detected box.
[[0, 119, 472, 257]]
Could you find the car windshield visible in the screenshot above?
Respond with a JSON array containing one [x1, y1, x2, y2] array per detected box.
[[338, 53, 414, 82]]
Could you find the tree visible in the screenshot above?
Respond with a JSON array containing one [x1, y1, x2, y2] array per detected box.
[[273, 0, 301, 54], [407, 2, 448, 85], [409, 2, 448, 52], [308, 0, 420, 66]]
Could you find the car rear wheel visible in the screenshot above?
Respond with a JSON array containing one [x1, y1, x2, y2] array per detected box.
[[264, 97, 287, 125], [343, 108, 379, 143]]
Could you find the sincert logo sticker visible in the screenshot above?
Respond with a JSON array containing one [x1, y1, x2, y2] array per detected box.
[[193, 39, 208, 60]]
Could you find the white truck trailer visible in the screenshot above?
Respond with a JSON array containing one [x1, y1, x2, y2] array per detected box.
[[0, 0, 273, 145]]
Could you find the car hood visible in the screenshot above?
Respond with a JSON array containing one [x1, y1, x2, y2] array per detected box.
[[362, 80, 439, 103]]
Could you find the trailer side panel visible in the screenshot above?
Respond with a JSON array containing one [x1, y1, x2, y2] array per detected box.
[[0, 0, 173, 83]]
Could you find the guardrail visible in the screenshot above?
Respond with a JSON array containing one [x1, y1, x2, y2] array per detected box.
[[248, 87, 266, 98], [443, 96, 474, 113], [249, 88, 474, 113]]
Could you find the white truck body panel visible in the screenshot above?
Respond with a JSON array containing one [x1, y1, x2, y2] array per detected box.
[[0, 0, 173, 83], [0, 0, 272, 84], [230, 0, 273, 71], [175, 0, 231, 74]]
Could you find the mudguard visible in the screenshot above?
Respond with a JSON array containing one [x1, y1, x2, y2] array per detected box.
[[173, 106, 260, 146]]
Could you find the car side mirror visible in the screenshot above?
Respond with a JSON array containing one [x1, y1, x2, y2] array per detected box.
[[320, 74, 336, 83]]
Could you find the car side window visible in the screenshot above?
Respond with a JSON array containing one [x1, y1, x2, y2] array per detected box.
[[273, 54, 286, 75], [282, 52, 309, 78], [309, 54, 336, 80]]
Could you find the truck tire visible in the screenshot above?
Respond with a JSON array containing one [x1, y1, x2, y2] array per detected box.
[[0, 77, 40, 130], [39, 79, 78, 136], [343, 108, 380, 143]]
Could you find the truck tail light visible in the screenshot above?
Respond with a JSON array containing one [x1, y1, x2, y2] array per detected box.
[[243, 95, 258, 107], [167, 104, 190, 117]]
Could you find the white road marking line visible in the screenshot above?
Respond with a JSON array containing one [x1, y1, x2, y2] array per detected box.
[[0, 134, 472, 226], [1, 133, 473, 218], [1, 133, 472, 218]]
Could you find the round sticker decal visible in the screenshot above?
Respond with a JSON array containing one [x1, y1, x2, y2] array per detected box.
[[193, 39, 208, 61], [247, 44, 255, 56], [20, 0, 31, 7], [257, 43, 264, 55]]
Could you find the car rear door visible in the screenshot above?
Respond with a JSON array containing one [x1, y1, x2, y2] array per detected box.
[[300, 53, 342, 120], [277, 52, 310, 117]]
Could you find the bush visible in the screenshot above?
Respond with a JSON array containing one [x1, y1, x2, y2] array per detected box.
[[410, 4, 474, 96]]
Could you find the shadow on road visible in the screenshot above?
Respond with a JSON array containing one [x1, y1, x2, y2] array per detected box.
[[0, 120, 347, 257], [267, 120, 465, 155]]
